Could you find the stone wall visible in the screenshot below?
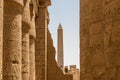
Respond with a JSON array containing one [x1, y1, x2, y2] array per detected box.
[[68, 65, 80, 80], [47, 30, 57, 80], [80, 0, 120, 80], [64, 74, 73, 80], [47, 30, 73, 80], [103, 0, 120, 79]]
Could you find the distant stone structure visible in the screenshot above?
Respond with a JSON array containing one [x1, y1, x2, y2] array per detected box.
[[80, 0, 120, 80], [65, 65, 80, 80], [57, 24, 64, 69], [69, 65, 80, 80], [47, 26, 73, 80], [0, 0, 73, 80]]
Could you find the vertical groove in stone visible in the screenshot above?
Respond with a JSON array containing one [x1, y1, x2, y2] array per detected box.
[[22, 0, 30, 80], [0, 0, 3, 80], [35, 2, 48, 80], [3, 0, 23, 80], [29, 7, 36, 80], [29, 36, 36, 80]]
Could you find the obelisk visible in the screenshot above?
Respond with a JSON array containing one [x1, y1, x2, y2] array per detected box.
[[57, 23, 64, 69]]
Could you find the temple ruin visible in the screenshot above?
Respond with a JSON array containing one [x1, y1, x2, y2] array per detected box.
[[0, 0, 73, 80], [80, 0, 120, 80]]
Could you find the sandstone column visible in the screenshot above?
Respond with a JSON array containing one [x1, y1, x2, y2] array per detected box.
[[35, 2, 47, 80], [35, 1, 50, 80], [0, 0, 3, 80], [29, 3, 36, 80], [3, 0, 23, 80], [57, 24, 64, 69], [22, 0, 31, 80]]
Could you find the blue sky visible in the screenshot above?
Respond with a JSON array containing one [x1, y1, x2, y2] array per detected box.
[[48, 0, 79, 68]]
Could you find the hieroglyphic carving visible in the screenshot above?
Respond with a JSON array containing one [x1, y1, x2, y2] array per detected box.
[[116, 66, 120, 80], [3, 0, 23, 80], [104, 0, 116, 5], [22, 0, 31, 80], [104, 24, 112, 48]]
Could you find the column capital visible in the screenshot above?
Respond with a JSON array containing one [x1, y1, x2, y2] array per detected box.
[[5, 0, 23, 6], [38, 0, 51, 7]]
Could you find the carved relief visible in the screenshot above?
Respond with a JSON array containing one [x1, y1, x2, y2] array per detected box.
[[111, 49, 120, 65], [104, 0, 116, 5], [104, 24, 112, 48], [87, 46, 96, 57], [116, 66, 120, 80], [3, 0, 23, 80], [81, 0, 120, 80]]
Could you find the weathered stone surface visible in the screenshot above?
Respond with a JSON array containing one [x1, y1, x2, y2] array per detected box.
[[29, 35, 36, 80], [22, 0, 31, 80], [67, 65, 79, 80], [35, 1, 48, 80], [29, 4, 36, 80], [81, 0, 120, 80], [64, 74, 73, 80], [80, 0, 105, 79], [47, 29, 73, 80], [0, 0, 3, 80], [1, 0, 73, 80], [47, 30, 57, 80], [3, 0, 23, 80]]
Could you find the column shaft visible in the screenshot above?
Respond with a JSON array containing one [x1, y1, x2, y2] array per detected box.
[[22, 0, 30, 80], [29, 37, 36, 80], [3, 0, 23, 80], [0, 0, 3, 80], [35, 3, 48, 80], [29, 7, 36, 80]]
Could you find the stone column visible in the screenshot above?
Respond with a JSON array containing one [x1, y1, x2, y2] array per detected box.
[[0, 0, 3, 80], [3, 0, 23, 80], [29, 4, 36, 80], [35, 1, 48, 80], [22, 0, 30, 80]]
